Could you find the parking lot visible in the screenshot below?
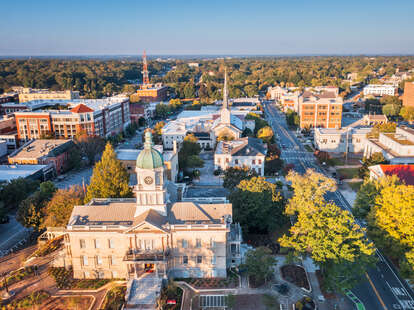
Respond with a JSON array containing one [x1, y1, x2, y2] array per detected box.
[[0, 215, 31, 257]]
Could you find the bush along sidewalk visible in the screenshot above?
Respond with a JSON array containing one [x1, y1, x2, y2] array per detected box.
[[0, 267, 35, 290]]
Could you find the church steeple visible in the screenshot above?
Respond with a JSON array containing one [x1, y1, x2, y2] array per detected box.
[[221, 68, 231, 124]]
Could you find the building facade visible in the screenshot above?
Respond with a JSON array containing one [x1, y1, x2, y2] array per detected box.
[[136, 84, 168, 103], [215, 137, 267, 176], [403, 82, 414, 108], [314, 127, 371, 153], [18, 89, 80, 103], [14, 97, 130, 140], [61, 131, 242, 281], [363, 84, 397, 97]]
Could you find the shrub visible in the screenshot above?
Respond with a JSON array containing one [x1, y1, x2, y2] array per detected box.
[[2, 290, 50, 309]]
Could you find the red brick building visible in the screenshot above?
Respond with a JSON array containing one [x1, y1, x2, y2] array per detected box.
[[403, 82, 414, 108]]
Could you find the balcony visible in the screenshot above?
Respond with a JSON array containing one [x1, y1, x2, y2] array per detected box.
[[123, 249, 170, 262]]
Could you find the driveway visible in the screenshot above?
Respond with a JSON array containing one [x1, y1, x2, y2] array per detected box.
[[0, 216, 31, 256], [55, 167, 93, 189], [192, 151, 222, 186]]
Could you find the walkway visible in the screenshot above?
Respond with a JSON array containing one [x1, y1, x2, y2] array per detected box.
[[126, 273, 161, 309]]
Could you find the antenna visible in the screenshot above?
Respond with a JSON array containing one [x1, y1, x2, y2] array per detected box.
[[142, 51, 150, 85]]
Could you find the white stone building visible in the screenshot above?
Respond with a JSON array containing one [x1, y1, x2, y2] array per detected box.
[[314, 127, 371, 153], [363, 84, 397, 97], [215, 137, 267, 176], [364, 126, 414, 164]]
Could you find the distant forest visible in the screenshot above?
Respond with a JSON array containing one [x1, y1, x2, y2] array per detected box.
[[1, 56, 414, 101]]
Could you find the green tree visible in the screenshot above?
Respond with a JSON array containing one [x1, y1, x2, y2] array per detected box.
[[43, 186, 85, 228], [229, 177, 286, 234], [222, 166, 257, 190], [85, 143, 132, 202], [382, 103, 401, 117], [359, 152, 388, 179], [0, 178, 39, 211], [152, 121, 165, 145], [243, 247, 277, 286], [178, 134, 203, 170], [183, 82, 196, 98]]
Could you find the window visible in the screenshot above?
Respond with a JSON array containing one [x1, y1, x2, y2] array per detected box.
[[235, 159, 239, 164], [108, 239, 115, 249], [80, 239, 86, 249], [197, 256, 203, 264], [82, 255, 88, 266], [210, 238, 215, 248], [252, 160, 256, 165], [94, 239, 101, 249], [196, 238, 201, 248], [111, 271, 118, 278], [258, 159, 262, 164], [183, 256, 188, 264], [98, 271, 105, 279], [211, 255, 216, 265], [96, 255, 102, 266], [84, 271, 90, 278], [182, 239, 188, 248], [110, 255, 116, 265], [258, 168, 262, 175]]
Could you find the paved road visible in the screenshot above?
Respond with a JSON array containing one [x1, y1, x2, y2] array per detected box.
[[0, 215, 30, 257], [264, 101, 414, 310]]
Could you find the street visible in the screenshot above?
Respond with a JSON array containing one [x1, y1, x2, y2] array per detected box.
[[264, 101, 414, 310]]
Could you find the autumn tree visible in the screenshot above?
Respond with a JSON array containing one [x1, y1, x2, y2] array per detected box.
[[400, 106, 414, 123], [280, 202, 375, 291], [85, 143, 132, 202], [367, 182, 414, 278], [257, 126, 274, 143], [353, 175, 400, 219], [229, 177, 286, 234], [43, 186, 85, 228], [74, 130, 105, 165], [285, 169, 336, 215], [152, 121, 165, 144], [358, 152, 388, 179]]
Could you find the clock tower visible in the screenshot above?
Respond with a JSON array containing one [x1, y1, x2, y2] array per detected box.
[[134, 131, 167, 217]]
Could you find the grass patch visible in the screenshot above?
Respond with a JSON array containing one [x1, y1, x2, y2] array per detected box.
[[3, 290, 50, 309], [327, 157, 345, 166], [262, 294, 279, 310], [337, 168, 360, 179], [101, 285, 126, 310], [0, 266, 35, 289], [348, 181, 363, 192], [48, 267, 112, 289]]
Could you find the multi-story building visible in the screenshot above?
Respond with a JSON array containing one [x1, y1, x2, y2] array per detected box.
[[0, 115, 18, 150], [0, 93, 18, 105], [368, 164, 414, 185], [14, 97, 130, 140], [364, 126, 414, 164], [298, 92, 343, 129], [8, 139, 74, 175], [136, 83, 168, 103], [403, 82, 414, 108], [363, 84, 397, 97], [18, 88, 80, 103], [314, 127, 371, 153], [59, 131, 242, 286], [214, 137, 267, 176]]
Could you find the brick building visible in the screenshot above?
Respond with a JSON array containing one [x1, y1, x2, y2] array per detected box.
[[136, 83, 168, 103], [14, 97, 130, 140], [403, 82, 414, 108]]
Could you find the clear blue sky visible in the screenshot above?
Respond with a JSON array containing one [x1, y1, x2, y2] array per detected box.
[[1, 0, 413, 55]]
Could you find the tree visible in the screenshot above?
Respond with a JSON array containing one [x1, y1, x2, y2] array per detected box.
[[85, 143, 132, 202], [152, 121, 165, 145], [183, 82, 196, 98], [241, 128, 253, 137], [178, 134, 203, 170], [155, 103, 170, 118], [359, 152, 388, 179], [0, 178, 39, 211], [353, 176, 400, 219], [245, 113, 269, 134], [43, 186, 85, 228], [257, 126, 274, 143], [222, 167, 257, 190], [229, 177, 286, 234], [74, 131, 105, 165], [368, 122, 396, 139], [279, 202, 375, 292], [244, 247, 277, 286], [285, 109, 299, 127], [285, 169, 336, 215], [400, 106, 414, 123], [382, 103, 400, 117]]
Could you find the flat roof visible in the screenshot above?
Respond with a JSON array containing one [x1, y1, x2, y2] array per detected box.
[[116, 149, 140, 161], [0, 164, 47, 182], [10, 139, 72, 160]]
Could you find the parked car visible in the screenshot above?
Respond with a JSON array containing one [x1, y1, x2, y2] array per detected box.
[[0, 215, 10, 224]]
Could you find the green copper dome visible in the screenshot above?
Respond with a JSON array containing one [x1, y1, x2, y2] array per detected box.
[[136, 130, 164, 169]]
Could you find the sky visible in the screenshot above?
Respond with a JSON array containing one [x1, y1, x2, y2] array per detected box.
[[0, 0, 413, 56]]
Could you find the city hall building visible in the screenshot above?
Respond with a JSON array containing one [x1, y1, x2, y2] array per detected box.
[[61, 131, 242, 280]]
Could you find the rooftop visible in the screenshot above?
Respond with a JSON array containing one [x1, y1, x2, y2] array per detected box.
[[9, 139, 73, 160], [0, 164, 48, 182], [384, 133, 414, 146], [216, 137, 267, 156], [369, 164, 414, 185]]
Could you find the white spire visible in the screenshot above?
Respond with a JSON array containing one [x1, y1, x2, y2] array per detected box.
[[223, 68, 229, 109]]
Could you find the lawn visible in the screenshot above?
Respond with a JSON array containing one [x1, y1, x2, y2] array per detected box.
[[336, 168, 360, 179], [348, 181, 363, 192]]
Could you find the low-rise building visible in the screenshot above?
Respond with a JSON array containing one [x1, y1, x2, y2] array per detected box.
[[314, 127, 371, 153], [363, 84, 397, 97], [361, 114, 388, 126], [369, 164, 414, 185], [18, 88, 80, 103], [0, 140, 7, 158], [8, 139, 75, 175], [14, 96, 130, 140], [364, 126, 414, 164], [215, 137, 267, 176], [0, 164, 54, 182], [136, 83, 168, 103]]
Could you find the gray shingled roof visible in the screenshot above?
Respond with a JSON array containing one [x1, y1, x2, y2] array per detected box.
[[169, 202, 232, 224]]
